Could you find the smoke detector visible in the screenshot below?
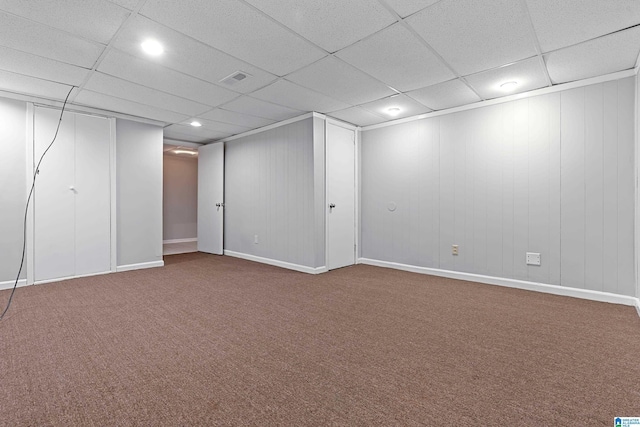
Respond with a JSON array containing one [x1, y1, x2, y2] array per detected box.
[[219, 71, 251, 86]]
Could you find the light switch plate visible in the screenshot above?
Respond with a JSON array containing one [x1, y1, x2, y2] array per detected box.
[[526, 252, 541, 266]]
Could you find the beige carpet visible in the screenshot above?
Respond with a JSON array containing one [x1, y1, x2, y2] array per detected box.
[[1, 252, 639, 426]]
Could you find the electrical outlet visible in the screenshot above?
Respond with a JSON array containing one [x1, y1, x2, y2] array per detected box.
[[452, 245, 459, 256], [254, 234, 259, 244], [526, 252, 541, 266]]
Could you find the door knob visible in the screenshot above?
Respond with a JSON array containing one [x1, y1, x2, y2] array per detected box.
[[329, 203, 336, 209], [216, 202, 224, 208]]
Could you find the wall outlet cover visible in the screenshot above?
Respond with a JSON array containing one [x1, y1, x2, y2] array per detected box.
[[526, 252, 541, 266]]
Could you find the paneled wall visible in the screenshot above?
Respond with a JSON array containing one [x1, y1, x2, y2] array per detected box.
[[225, 117, 324, 268], [0, 97, 26, 284], [116, 119, 164, 267], [361, 77, 635, 297]]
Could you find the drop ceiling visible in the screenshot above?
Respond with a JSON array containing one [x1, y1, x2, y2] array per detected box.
[[0, 0, 639, 144]]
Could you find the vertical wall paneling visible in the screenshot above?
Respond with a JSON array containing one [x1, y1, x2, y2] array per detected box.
[[0, 97, 27, 285], [116, 119, 164, 267], [548, 93, 562, 286], [313, 117, 326, 267], [512, 99, 529, 280], [501, 102, 515, 278], [486, 104, 504, 277], [438, 114, 456, 270], [560, 87, 586, 288], [528, 95, 551, 284], [616, 77, 635, 296], [224, 118, 318, 268], [602, 81, 621, 294], [360, 76, 636, 297], [430, 118, 441, 268], [584, 84, 605, 291]]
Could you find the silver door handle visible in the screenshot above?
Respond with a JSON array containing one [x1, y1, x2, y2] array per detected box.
[[216, 202, 224, 208]]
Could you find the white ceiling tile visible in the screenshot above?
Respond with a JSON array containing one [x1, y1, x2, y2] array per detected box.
[[286, 56, 395, 105], [163, 128, 224, 143], [0, 0, 130, 44], [84, 72, 211, 117], [221, 96, 304, 121], [98, 49, 240, 107], [359, 94, 432, 120], [113, 15, 277, 93], [243, 0, 395, 53], [0, 45, 89, 86], [0, 11, 103, 68], [382, 0, 440, 18], [165, 124, 231, 140], [407, 79, 481, 110], [336, 23, 454, 92], [545, 27, 640, 84], [250, 80, 350, 113], [327, 106, 386, 126], [199, 108, 275, 128], [526, 0, 640, 52], [106, 0, 138, 9], [0, 69, 73, 100], [74, 89, 189, 123], [190, 118, 251, 135], [465, 57, 548, 100], [407, 0, 537, 75], [140, 0, 326, 76]]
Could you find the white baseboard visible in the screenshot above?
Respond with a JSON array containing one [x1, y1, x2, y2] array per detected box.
[[35, 270, 113, 285], [163, 238, 197, 244], [0, 279, 27, 291], [358, 258, 640, 310], [224, 250, 327, 274], [116, 260, 164, 272]]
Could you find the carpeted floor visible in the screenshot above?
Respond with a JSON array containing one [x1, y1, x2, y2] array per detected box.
[[1, 253, 639, 426]]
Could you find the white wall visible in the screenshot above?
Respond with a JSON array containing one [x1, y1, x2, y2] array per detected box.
[[163, 154, 197, 241], [0, 97, 27, 284], [116, 119, 164, 268], [361, 77, 636, 297], [224, 117, 325, 268]]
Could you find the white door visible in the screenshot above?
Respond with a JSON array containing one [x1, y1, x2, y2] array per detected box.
[[34, 108, 75, 281], [74, 114, 111, 276], [197, 142, 224, 255], [34, 107, 112, 282], [326, 122, 355, 270]]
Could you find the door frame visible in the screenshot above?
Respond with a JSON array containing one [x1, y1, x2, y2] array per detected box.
[[324, 117, 359, 270], [26, 105, 117, 285]]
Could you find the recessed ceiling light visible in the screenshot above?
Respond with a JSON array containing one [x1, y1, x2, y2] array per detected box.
[[173, 149, 197, 155], [500, 81, 518, 91], [141, 39, 164, 56], [190, 121, 202, 127], [387, 107, 401, 116]]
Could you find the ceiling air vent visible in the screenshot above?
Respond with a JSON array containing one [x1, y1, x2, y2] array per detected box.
[[219, 71, 251, 86]]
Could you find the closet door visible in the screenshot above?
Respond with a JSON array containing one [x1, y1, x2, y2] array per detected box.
[[34, 108, 112, 282], [74, 114, 111, 276], [34, 107, 76, 281]]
